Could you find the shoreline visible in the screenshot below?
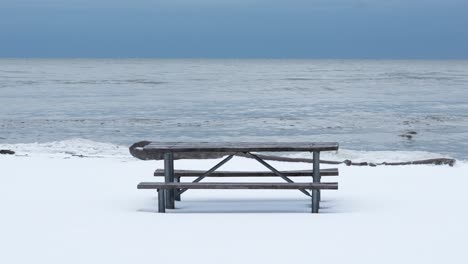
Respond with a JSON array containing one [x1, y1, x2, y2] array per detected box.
[[1, 138, 466, 164]]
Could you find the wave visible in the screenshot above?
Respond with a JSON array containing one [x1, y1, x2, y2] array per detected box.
[[0, 138, 460, 163]]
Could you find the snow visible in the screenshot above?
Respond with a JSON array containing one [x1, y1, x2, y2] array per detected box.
[[1, 154, 467, 264]]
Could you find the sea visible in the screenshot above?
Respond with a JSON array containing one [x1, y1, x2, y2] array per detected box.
[[1, 59, 467, 160]]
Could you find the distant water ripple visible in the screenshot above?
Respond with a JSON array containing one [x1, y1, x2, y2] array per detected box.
[[0, 59, 467, 159]]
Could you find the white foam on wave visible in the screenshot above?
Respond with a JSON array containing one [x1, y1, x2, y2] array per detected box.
[[0, 138, 129, 159], [0, 138, 459, 163]]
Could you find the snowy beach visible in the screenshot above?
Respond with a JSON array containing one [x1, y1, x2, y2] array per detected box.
[[2, 0, 468, 262], [1, 142, 467, 264]]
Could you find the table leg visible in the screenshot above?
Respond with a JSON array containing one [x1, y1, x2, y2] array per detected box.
[[174, 177, 181, 201], [164, 152, 175, 209], [158, 189, 166, 213], [312, 151, 320, 213]]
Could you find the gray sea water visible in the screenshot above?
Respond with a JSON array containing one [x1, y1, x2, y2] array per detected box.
[[1, 59, 467, 159]]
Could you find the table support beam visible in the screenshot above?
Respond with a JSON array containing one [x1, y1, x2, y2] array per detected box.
[[178, 154, 234, 195], [246, 152, 311, 197]]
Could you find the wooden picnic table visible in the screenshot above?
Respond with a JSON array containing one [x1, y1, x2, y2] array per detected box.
[[139, 142, 339, 213]]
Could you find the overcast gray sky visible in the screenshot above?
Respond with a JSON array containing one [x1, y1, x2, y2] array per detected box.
[[1, 0, 467, 58]]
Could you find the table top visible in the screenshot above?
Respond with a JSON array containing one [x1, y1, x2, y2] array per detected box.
[[143, 142, 339, 153]]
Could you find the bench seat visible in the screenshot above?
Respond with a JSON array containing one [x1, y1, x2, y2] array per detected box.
[[138, 182, 338, 190], [138, 182, 338, 213], [154, 168, 338, 177]]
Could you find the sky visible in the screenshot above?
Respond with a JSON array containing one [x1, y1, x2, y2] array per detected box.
[[1, 0, 467, 58]]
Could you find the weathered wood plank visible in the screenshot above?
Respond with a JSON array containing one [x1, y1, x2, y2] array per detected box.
[[137, 182, 338, 190], [143, 142, 339, 153], [154, 168, 339, 177]]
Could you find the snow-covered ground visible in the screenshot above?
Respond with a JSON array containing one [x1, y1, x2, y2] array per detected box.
[[1, 152, 467, 264]]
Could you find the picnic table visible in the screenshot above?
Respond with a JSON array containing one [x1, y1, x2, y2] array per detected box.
[[135, 142, 339, 213]]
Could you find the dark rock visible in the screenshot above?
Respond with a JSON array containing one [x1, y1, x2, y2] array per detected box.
[[399, 134, 413, 140], [0, 149, 15, 155], [399, 130, 417, 140]]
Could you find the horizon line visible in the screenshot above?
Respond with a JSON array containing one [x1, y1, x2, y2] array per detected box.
[[1, 57, 468, 60]]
